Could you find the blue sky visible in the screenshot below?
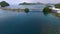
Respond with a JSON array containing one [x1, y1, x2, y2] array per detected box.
[[0, 0, 60, 4]]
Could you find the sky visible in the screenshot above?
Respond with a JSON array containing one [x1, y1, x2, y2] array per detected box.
[[0, 0, 60, 4]]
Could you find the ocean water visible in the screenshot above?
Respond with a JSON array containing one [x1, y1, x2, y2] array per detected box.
[[0, 5, 60, 34]]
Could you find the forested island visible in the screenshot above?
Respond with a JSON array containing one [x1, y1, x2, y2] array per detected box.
[[0, 1, 9, 7], [19, 2, 44, 5]]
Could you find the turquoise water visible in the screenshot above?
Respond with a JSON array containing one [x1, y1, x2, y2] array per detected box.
[[0, 5, 60, 34]]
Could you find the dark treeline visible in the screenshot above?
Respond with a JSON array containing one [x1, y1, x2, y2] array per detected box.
[[19, 2, 42, 5]]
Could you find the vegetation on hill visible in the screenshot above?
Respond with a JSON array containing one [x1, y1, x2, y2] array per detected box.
[[19, 2, 43, 5], [0, 1, 9, 7], [19, 2, 30, 5], [55, 4, 60, 8]]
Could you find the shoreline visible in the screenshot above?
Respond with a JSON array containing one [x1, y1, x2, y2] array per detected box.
[[0, 7, 40, 11]]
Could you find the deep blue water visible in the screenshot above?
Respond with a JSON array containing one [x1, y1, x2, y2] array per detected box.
[[0, 5, 60, 34]]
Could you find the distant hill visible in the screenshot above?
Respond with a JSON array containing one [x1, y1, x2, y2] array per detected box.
[[19, 2, 44, 5], [55, 3, 60, 8]]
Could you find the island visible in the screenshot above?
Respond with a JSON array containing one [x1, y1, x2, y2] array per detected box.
[[19, 2, 44, 5], [0, 1, 9, 7]]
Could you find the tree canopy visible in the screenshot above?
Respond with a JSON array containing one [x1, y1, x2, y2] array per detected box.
[[0, 1, 9, 7]]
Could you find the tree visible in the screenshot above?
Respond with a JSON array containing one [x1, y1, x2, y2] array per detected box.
[[24, 8, 29, 13], [43, 6, 52, 16], [0, 1, 9, 7], [43, 7, 51, 12]]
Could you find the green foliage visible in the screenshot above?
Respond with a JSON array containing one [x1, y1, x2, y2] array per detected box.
[[43, 7, 51, 12], [0, 1, 9, 7], [24, 8, 29, 13], [43, 7, 52, 16], [55, 4, 60, 8]]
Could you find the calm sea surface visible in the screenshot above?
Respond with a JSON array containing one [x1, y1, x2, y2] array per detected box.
[[0, 5, 60, 34]]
